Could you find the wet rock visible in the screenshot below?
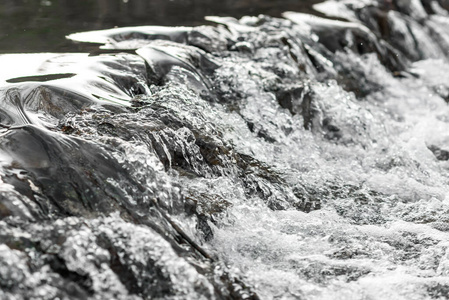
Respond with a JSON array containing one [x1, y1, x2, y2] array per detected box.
[[0, 217, 239, 300], [426, 282, 449, 299], [285, 11, 408, 71], [185, 190, 232, 241], [338, 1, 449, 61], [427, 144, 449, 160], [283, 12, 406, 97]]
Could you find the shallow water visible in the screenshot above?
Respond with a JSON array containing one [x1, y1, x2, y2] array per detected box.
[[2, 0, 449, 299]]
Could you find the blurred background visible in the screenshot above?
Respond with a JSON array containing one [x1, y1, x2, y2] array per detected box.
[[0, 0, 321, 53]]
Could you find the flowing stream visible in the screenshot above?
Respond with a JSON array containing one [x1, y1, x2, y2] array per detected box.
[[2, 0, 449, 299]]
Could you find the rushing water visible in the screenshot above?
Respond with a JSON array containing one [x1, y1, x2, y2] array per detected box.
[[2, 0, 449, 299]]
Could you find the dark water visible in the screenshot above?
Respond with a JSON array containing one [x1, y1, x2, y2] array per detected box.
[[0, 0, 321, 53]]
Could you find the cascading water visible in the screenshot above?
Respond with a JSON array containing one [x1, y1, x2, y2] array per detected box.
[[2, 0, 449, 299]]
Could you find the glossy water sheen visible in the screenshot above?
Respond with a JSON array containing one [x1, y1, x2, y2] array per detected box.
[[2, 0, 449, 299]]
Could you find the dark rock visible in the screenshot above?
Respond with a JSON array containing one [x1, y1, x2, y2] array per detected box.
[[428, 144, 449, 160]]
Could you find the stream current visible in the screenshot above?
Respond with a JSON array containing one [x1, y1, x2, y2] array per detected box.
[[2, 0, 449, 299]]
